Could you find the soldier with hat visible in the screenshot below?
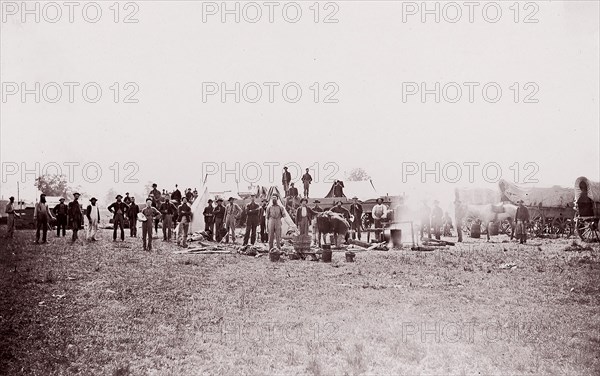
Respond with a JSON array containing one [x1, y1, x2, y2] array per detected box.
[[203, 199, 215, 241], [127, 197, 139, 237], [243, 194, 260, 245], [349, 196, 363, 240], [108, 194, 129, 241], [159, 198, 177, 241], [296, 198, 315, 236], [53, 197, 69, 237], [177, 197, 192, 248], [515, 200, 530, 244], [225, 197, 242, 243], [34, 194, 53, 244], [213, 198, 226, 242], [68, 192, 83, 242], [311, 200, 324, 244], [123, 192, 132, 205], [86, 197, 101, 241], [140, 197, 161, 251]]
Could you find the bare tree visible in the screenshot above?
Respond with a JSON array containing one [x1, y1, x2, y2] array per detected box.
[[346, 168, 371, 182]]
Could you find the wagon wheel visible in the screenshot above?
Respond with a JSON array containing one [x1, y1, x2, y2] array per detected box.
[[463, 217, 475, 233], [551, 217, 573, 238], [500, 219, 513, 235], [362, 213, 373, 230], [527, 215, 544, 237], [576, 217, 600, 243]]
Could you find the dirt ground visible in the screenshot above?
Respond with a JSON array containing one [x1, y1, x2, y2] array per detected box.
[[1, 228, 599, 376]]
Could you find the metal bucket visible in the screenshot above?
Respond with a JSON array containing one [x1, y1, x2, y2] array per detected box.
[[390, 229, 402, 247], [345, 251, 355, 262], [321, 248, 332, 263]]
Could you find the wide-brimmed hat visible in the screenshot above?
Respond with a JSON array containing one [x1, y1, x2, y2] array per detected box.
[[59, 197, 65, 201], [376, 198, 384, 203], [228, 197, 235, 201], [152, 183, 157, 187], [300, 198, 308, 203], [351, 196, 358, 200], [217, 198, 224, 202], [207, 199, 213, 203], [90, 197, 97, 202], [72, 192, 80, 197], [137, 213, 147, 222], [116, 195, 123, 200]]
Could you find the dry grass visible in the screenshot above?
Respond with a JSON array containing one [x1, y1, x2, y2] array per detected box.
[[1, 228, 599, 375]]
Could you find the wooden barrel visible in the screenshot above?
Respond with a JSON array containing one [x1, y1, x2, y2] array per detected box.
[[470, 223, 481, 238], [488, 222, 499, 236]]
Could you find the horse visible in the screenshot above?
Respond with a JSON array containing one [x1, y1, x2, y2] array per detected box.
[[315, 211, 350, 247], [457, 202, 518, 240]]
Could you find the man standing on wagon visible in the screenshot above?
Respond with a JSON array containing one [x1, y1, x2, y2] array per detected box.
[[282, 167, 291, 197], [301, 168, 312, 198]]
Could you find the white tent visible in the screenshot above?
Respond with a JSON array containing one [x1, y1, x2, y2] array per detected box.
[[189, 187, 209, 233]]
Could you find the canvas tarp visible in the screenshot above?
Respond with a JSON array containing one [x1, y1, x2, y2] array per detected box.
[[189, 187, 209, 233], [307, 180, 379, 201], [574, 176, 600, 203], [498, 179, 574, 207]]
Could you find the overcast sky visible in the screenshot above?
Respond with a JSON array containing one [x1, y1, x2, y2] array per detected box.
[[1, 1, 598, 204]]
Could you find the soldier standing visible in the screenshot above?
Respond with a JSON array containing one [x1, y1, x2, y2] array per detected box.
[[53, 197, 68, 237], [68, 193, 83, 242]]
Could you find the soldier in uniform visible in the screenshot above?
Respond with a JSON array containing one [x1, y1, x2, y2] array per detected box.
[[203, 199, 215, 241], [108, 195, 129, 242], [243, 195, 260, 245], [53, 197, 69, 237], [349, 196, 363, 240], [515, 200, 530, 244], [68, 192, 83, 242], [213, 198, 226, 242]]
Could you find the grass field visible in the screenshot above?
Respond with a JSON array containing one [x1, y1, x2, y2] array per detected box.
[[1, 228, 599, 375]]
